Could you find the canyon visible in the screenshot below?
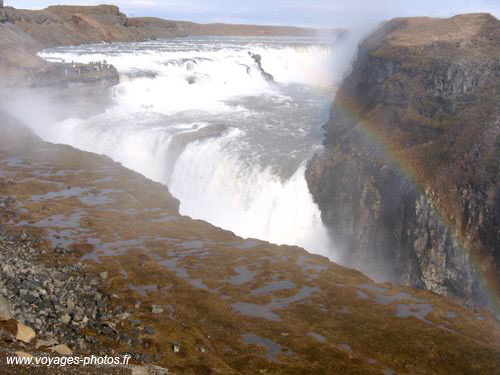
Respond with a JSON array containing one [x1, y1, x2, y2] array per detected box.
[[0, 4, 499, 374]]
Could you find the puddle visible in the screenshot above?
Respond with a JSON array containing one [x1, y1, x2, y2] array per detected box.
[[151, 214, 176, 223], [234, 239, 260, 250], [189, 278, 218, 293], [18, 212, 84, 229], [31, 169, 69, 178], [382, 368, 396, 375], [3, 157, 25, 166], [94, 176, 114, 183], [251, 280, 295, 296], [445, 311, 458, 319], [338, 343, 352, 352], [395, 303, 434, 322], [231, 286, 320, 321], [46, 229, 86, 249], [79, 191, 116, 206], [358, 284, 387, 294], [181, 240, 204, 250], [31, 187, 91, 202], [271, 286, 320, 308], [81, 238, 143, 262], [153, 248, 219, 293], [128, 284, 158, 297], [374, 292, 419, 305], [297, 256, 327, 278], [231, 302, 280, 321], [357, 284, 423, 306], [357, 290, 369, 300], [339, 306, 352, 314], [308, 332, 326, 343], [161, 258, 189, 279], [241, 334, 292, 362], [229, 266, 256, 285]]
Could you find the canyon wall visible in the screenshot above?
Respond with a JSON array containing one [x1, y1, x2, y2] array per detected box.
[[306, 14, 500, 312]]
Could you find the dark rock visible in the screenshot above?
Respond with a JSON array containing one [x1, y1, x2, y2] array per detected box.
[[23, 294, 38, 304], [129, 319, 141, 327], [249, 52, 274, 82], [305, 14, 500, 312], [172, 340, 181, 353]]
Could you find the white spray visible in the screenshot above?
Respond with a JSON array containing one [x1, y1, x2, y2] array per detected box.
[[31, 37, 345, 259]]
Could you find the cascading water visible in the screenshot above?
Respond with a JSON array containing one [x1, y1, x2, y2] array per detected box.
[[36, 36, 341, 259]]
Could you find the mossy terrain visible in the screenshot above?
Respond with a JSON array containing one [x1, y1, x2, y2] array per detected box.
[[0, 113, 499, 374]]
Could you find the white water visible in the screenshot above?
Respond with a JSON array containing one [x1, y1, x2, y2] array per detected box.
[[36, 36, 341, 259]]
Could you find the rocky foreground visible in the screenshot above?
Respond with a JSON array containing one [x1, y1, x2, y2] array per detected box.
[[0, 108, 499, 373], [306, 13, 500, 314]]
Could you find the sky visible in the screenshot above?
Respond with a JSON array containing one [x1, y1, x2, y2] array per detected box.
[[8, 0, 500, 27]]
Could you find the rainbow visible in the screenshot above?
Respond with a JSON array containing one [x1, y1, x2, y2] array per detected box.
[[313, 86, 499, 316]]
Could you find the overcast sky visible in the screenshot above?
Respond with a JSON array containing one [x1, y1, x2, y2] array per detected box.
[[9, 0, 500, 27]]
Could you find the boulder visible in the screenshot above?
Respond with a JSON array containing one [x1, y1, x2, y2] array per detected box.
[[151, 305, 163, 314], [0, 296, 12, 321], [16, 322, 36, 343], [50, 344, 73, 356], [35, 338, 58, 349], [59, 312, 71, 324]]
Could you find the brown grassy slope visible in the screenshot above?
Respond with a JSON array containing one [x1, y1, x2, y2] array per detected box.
[[0, 111, 499, 373]]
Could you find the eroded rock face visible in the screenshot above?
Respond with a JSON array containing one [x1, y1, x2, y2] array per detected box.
[[306, 14, 500, 313]]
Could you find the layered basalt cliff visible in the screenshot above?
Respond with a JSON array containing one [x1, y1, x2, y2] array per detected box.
[[306, 14, 500, 313]]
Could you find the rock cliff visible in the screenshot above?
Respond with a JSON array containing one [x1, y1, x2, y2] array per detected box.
[[306, 14, 500, 314]]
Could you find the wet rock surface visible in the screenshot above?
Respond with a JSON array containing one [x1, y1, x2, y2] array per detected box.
[[0, 109, 498, 373], [249, 52, 275, 82]]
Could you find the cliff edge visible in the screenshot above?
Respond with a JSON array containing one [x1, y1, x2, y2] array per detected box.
[[1, 111, 499, 374], [0, 4, 341, 80], [306, 14, 500, 313]]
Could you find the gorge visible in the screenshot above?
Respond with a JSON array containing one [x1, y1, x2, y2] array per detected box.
[[0, 4, 499, 374]]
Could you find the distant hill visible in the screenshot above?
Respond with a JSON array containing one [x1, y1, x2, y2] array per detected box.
[[0, 4, 343, 79]]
